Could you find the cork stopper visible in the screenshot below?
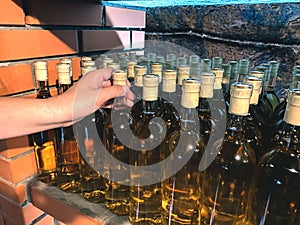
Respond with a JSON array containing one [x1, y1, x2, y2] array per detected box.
[[113, 70, 127, 86], [127, 61, 137, 79], [190, 62, 201, 79], [134, 65, 147, 87], [128, 52, 136, 61], [269, 60, 279, 78], [244, 76, 262, 105], [81, 56, 93, 62], [151, 62, 163, 82], [229, 82, 253, 116], [163, 69, 177, 93], [211, 68, 224, 89], [212, 56, 222, 69], [156, 55, 165, 64], [107, 62, 120, 70], [203, 58, 212, 68], [189, 55, 200, 64], [81, 66, 97, 77], [178, 65, 190, 86], [57, 63, 71, 85], [222, 63, 231, 84], [166, 53, 176, 61], [33, 61, 48, 81], [181, 78, 201, 108], [284, 89, 300, 126], [249, 70, 264, 79], [81, 60, 95, 67], [200, 72, 215, 98], [102, 58, 113, 68], [229, 61, 239, 80], [238, 59, 250, 75], [60, 58, 72, 65], [177, 57, 188, 67], [143, 74, 159, 101], [291, 73, 300, 89], [148, 52, 157, 62]]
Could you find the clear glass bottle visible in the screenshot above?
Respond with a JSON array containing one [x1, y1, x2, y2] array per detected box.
[[129, 74, 167, 225], [229, 61, 239, 85], [127, 60, 137, 84], [55, 63, 81, 193], [244, 76, 265, 161], [32, 61, 58, 185], [161, 78, 205, 225], [103, 70, 131, 215], [197, 72, 215, 145], [200, 82, 256, 225], [246, 88, 300, 225]]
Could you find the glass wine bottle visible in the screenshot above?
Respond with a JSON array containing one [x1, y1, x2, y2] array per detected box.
[[199, 82, 256, 225], [129, 74, 179, 225], [103, 70, 131, 215], [55, 63, 81, 193], [197, 71, 215, 145], [246, 88, 300, 225], [161, 78, 205, 225], [31, 60, 58, 185]]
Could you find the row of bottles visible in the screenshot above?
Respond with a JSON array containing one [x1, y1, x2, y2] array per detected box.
[[30, 51, 299, 225]]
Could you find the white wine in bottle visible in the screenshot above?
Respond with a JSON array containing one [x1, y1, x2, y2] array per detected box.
[[246, 88, 300, 225], [200, 82, 256, 225], [161, 78, 205, 225], [55, 63, 81, 193], [32, 61, 58, 185], [103, 70, 131, 215]]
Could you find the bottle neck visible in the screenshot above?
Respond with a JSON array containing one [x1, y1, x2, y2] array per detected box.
[[37, 80, 51, 99], [58, 83, 71, 95], [198, 97, 210, 111], [143, 99, 160, 114], [225, 114, 247, 141]]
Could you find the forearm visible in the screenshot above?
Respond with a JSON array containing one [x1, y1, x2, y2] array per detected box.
[[0, 95, 71, 139]]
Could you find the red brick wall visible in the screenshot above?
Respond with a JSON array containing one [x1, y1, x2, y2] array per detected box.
[[0, 0, 145, 224]]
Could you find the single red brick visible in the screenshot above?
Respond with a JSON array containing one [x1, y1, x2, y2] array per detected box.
[[0, 178, 27, 204], [0, 136, 31, 152], [25, 0, 102, 26], [132, 31, 145, 49], [0, 198, 43, 225], [0, 30, 78, 62], [105, 6, 145, 28], [82, 30, 130, 52], [0, 64, 34, 96], [0, 151, 37, 183], [0, 0, 25, 25]]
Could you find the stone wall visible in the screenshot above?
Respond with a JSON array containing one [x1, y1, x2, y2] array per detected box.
[[145, 3, 300, 87]]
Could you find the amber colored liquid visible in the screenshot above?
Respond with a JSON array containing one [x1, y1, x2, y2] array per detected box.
[[246, 150, 300, 225], [104, 113, 130, 215], [200, 141, 255, 225], [57, 139, 81, 193], [34, 140, 57, 184], [161, 130, 203, 225]]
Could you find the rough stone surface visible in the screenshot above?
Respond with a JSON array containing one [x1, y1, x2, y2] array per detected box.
[[145, 3, 300, 88], [146, 3, 300, 44]]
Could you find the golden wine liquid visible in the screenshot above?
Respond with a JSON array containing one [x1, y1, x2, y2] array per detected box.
[[34, 140, 57, 184], [57, 139, 81, 193], [161, 131, 203, 225], [200, 141, 255, 225], [130, 182, 162, 225], [80, 138, 106, 203]]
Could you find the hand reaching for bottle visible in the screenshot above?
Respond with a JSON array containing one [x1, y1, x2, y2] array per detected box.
[[0, 68, 135, 139]]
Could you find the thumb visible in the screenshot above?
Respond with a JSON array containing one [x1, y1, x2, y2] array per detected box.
[[97, 85, 129, 108]]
